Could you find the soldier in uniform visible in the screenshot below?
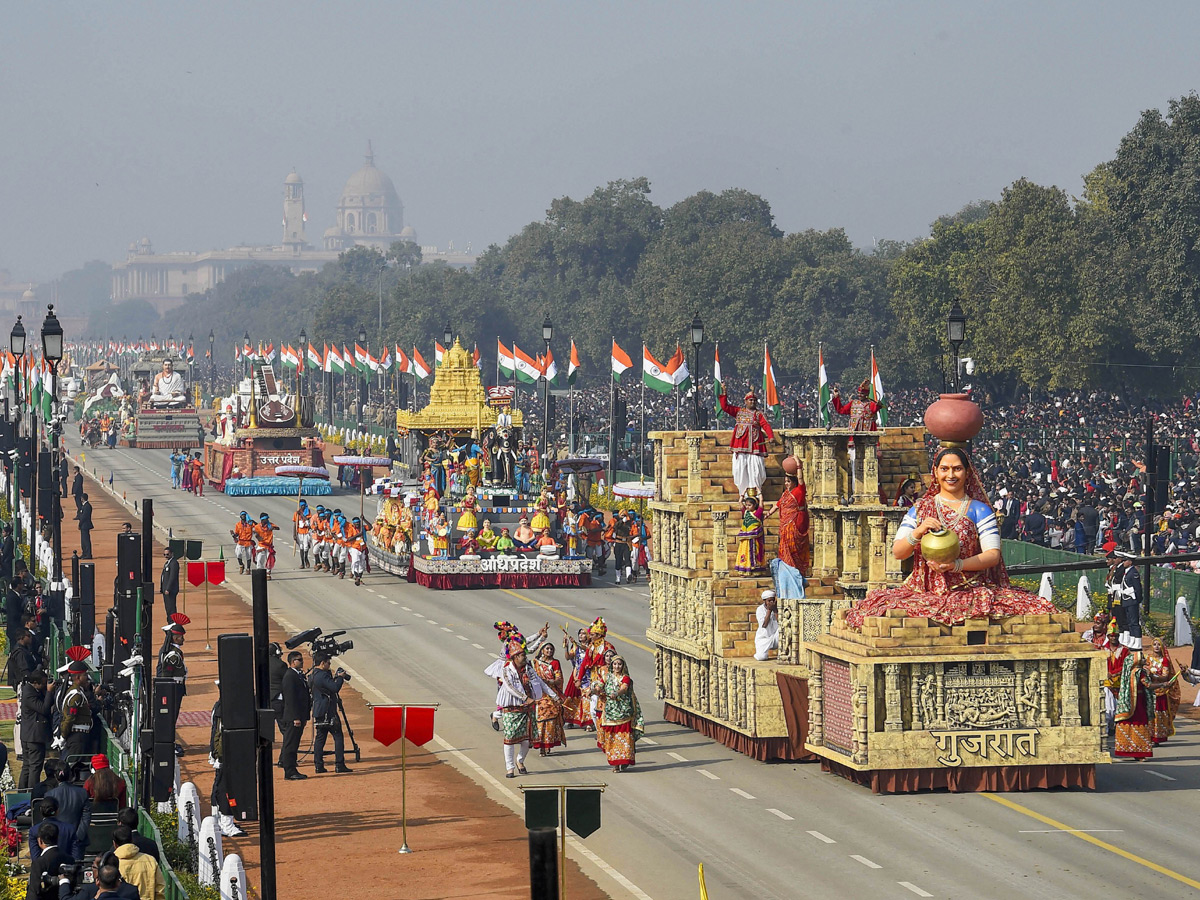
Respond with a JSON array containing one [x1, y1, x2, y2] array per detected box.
[[156, 616, 189, 732], [58, 660, 92, 763], [208, 685, 247, 838]]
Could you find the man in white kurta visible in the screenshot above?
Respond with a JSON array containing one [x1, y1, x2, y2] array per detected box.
[[151, 359, 187, 406], [754, 590, 779, 661]]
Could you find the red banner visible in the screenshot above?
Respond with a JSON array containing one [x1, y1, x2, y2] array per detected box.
[[206, 561, 226, 585], [187, 562, 206, 587], [372, 705, 436, 747], [403, 706, 436, 746]]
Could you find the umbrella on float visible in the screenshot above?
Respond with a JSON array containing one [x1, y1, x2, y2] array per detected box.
[[275, 463, 332, 516], [332, 455, 392, 519]]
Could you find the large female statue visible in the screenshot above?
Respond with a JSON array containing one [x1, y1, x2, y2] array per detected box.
[[846, 447, 1056, 628]]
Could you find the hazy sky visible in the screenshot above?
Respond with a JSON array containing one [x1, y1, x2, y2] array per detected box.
[[4, 1, 1200, 282]]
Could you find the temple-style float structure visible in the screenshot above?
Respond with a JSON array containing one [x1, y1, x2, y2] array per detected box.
[[648, 407, 1107, 792]]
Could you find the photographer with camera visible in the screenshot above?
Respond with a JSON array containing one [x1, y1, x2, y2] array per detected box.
[[18, 669, 53, 790], [27, 822, 70, 900], [56, 854, 137, 900], [310, 654, 352, 774]]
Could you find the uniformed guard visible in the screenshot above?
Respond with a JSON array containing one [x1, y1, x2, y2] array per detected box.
[[58, 659, 92, 762], [1115, 552, 1144, 648], [157, 613, 190, 730]]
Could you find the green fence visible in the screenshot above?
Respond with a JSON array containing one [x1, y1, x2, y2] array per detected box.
[[1001, 539, 1200, 617]]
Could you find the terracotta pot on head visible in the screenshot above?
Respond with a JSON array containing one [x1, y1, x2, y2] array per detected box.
[[924, 393, 984, 447]]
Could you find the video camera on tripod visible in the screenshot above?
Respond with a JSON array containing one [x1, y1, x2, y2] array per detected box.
[[284, 627, 354, 658]]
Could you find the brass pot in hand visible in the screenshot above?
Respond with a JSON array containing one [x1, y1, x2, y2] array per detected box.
[[920, 528, 961, 565]]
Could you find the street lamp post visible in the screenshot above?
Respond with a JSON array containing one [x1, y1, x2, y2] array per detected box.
[[947, 301, 967, 392], [690, 312, 704, 429], [298, 327, 307, 404], [208, 329, 215, 394], [243, 331, 251, 380], [542, 315, 553, 468], [9, 316, 24, 576], [41, 305, 64, 591], [357, 326, 368, 422]]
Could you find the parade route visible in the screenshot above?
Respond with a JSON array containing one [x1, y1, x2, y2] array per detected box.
[[69, 435, 1200, 900]]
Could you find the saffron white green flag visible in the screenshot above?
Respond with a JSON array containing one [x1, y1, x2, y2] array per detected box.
[[818, 345, 831, 427], [642, 345, 673, 393], [497, 339, 515, 378], [513, 344, 540, 384]]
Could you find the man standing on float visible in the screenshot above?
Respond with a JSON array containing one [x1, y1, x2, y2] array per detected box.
[[718, 390, 774, 498]]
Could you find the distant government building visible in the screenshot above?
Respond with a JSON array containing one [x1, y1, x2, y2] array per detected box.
[[111, 144, 476, 315]]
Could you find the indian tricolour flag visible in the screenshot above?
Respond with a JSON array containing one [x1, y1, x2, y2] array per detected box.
[[666, 343, 690, 391], [642, 345, 673, 393], [328, 344, 345, 374], [818, 344, 831, 427], [435, 342, 445, 365], [568, 340, 580, 385], [870, 347, 888, 427], [497, 340, 515, 378], [307, 343, 323, 370], [342, 344, 356, 372], [412, 347, 431, 380], [513, 344, 540, 384], [713, 344, 726, 417], [396, 345, 410, 374], [611, 339, 633, 382], [541, 347, 558, 384], [354, 343, 369, 370], [763, 341, 780, 418], [281, 345, 299, 369]]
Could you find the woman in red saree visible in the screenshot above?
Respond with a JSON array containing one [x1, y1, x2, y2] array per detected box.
[[847, 447, 1056, 629], [768, 470, 810, 576], [1146, 637, 1180, 744]]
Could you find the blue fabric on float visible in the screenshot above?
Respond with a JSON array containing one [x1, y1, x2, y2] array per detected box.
[[223, 477, 334, 496]]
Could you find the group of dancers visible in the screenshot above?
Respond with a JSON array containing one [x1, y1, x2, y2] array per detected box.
[[289, 499, 369, 584], [484, 617, 644, 778]]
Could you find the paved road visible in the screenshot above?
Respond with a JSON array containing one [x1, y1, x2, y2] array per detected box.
[[67, 436, 1200, 899]]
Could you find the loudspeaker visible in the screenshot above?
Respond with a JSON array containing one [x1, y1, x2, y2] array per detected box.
[[153, 678, 180, 743], [1154, 446, 1171, 517], [37, 451, 54, 521], [219, 729, 258, 820], [79, 563, 95, 643], [151, 742, 175, 803], [217, 634, 256, 730], [116, 534, 141, 591], [42, 590, 64, 622]]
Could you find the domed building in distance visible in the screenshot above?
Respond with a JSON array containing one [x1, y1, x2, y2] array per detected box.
[[323, 142, 418, 252], [111, 144, 461, 314]]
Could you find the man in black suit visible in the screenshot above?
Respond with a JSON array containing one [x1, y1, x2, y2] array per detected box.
[[9, 629, 41, 690], [18, 670, 52, 791], [75, 495, 93, 560], [29, 797, 79, 863], [311, 654, 351, 773], [27, 822, 72, 900], [59, 456, 69, 500], [70, 467, 84, 511], [280, 650, 311, 780], [5, 576, 27, 650], [159, 547, 179, 618], [0, 523, 13, 579]]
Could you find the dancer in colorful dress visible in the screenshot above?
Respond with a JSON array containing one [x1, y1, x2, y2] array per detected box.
[[768, 467, 810, 577], [593, 656, 643, 772], [578, 619, 616, 731], [1114, 641, 1155, 760], [532, 643, 566, 756], [846, 447, 1056, 628], [1146, 637, 1180, 744], [491, 639, 547, 778], [561, 626, 589, 728], [718, 389, 775, 498], [734, 490, 766, 575]]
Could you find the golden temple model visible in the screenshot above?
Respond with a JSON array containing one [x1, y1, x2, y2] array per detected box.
[[396, 338, 524, 435]]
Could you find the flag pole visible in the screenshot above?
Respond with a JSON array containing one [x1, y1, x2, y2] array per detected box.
[[640, 371, 646, 480], [608, 342, 616, 488]]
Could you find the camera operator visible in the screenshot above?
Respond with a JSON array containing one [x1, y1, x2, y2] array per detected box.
[[57, 854, 137, 900], [18, 670, 52, 790], [27, 821, 70, 900], [310, 654, 352, 774]]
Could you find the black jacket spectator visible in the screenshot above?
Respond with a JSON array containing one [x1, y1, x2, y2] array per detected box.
[[310, 667, 345, 722], [27, 835, 72, 900]]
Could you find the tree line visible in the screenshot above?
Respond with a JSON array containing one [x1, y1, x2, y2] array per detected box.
[[88, 93, 1200, 397]]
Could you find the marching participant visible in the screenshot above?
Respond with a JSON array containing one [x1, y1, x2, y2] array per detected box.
[[230, 512, 255, 575], [346, 516, 368, 585], [293, 499, 313, 570], [312, 506, 331, 572], [254, 513, 280, 579], [330, 510, 349, 578]]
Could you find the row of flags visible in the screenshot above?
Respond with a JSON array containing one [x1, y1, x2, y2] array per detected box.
[[2, 351, 59, 421], [71, 339, 197, 361]]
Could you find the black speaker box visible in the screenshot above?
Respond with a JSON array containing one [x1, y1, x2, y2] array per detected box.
[[153, 678, 180, 743], [219, 728, 258, 820], [151, 742, 175, 803], [79, 563, 95, 643], [217, 634, 257, 730], [116, 534, 141, 591]]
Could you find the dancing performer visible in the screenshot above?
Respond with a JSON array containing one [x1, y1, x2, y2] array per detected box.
[[532, 643, 565, 756], [593, 656, 642, 772], [293, 499, 313, 570], [230, 512, 254, 576], [717, 389, 774, 498]]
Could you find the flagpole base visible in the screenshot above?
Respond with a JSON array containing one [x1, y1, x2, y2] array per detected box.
[[398, 843, 413, 854]]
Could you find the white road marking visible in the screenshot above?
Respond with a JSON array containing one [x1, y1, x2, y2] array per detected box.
[[639, 738, 657, 746], [766, 808, 793, 821], [413, 613, 425, 618], [696, 769, 720, 780], [666, 752, 688, 763], [807, 831, 836, 844], [388, 600, 398, 606], [898, 883, 933, 897], [401, 606, 412, 611], [427, 619, 439, 625], [440, 626, 452, 633], [471, 643, 485, 649], [1146, 770, 1176, 781], [456, 634, 469, 641], [850, 855, 881, 869], [730, 788, 756, 800]]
